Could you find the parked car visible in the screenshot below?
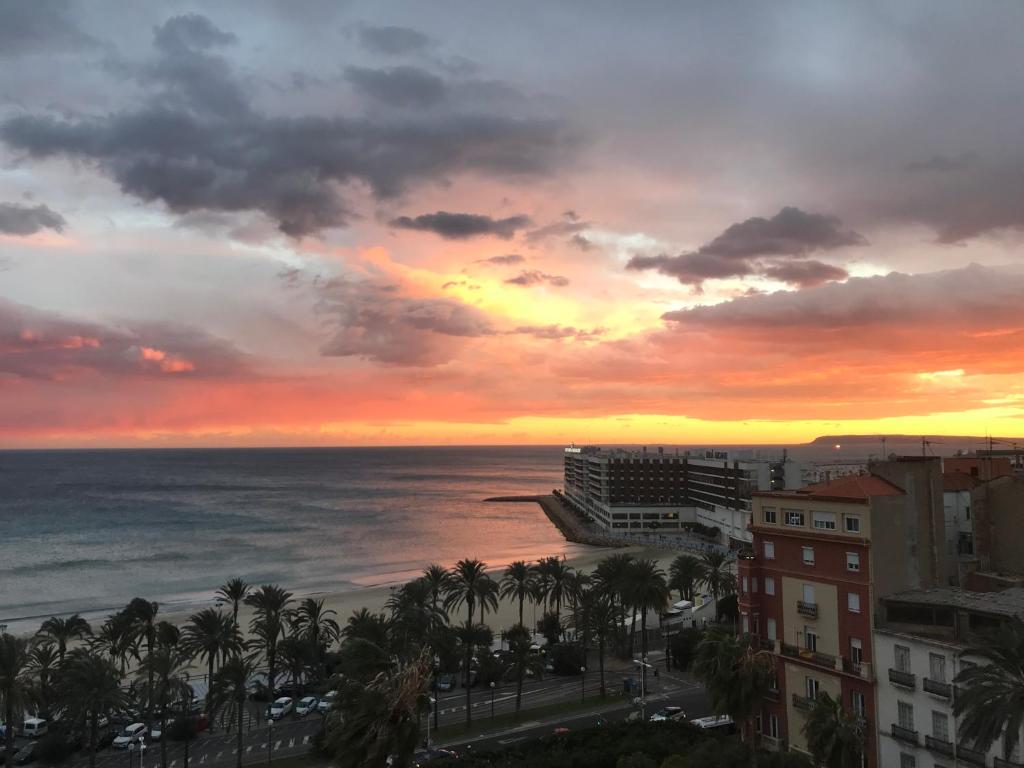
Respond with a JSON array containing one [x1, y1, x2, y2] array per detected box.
[[266, 697, 294, 721], [689, 714, 735, 733], [112, 723, 147, 749], [412, 747, 459, 765], [434, 674, 454, 692], [93, 728, 118, 751], [150, 720, 171, 742], [317, 691, 336, 714], [650, 706, 686, 722], [294, 697, 318, 717], [22, 718, 48, 739], [13, 742, 36, 766]]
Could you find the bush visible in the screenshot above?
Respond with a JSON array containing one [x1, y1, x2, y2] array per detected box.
[[669, 627, 704, 671], [618, 754, 657, 768]]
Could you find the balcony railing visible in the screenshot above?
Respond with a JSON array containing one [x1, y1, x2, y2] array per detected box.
[[780, 642, 837, 670], [758, 734, 783, 752], [958, 744, 987, 766], [995, 758, 1024, 768], [925, 735, 954, 756], [792, 693, 815, 712], [891, 724, 919, 745], [842, 657, 872, 680], [923, 677, 952, 698], [797, 600, 818, 618], [760, 637, 776, 652], [888, 668, 916, 689]]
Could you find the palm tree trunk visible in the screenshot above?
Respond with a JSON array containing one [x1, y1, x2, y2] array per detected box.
[[160, 714, 168, 768], [235, 692, 244, 768], [464, 601, 473, 728], [146, 636, 155, 732], [515, 668, 524, 713], [206, 657, 215, 717], [183, 735, 189, 768], [747, 718, 758, 768], [518, 595, 524, 627], [7, 700, 17, 768], [598, 636, 606, 697], [629, 610, 637, 655], [640, 605, 648, 662]]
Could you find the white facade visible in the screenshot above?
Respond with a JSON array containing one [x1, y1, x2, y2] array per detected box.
[[874, 628, 1023, 768], [943, 490, 974, 562], [800, 460, 869, 486]]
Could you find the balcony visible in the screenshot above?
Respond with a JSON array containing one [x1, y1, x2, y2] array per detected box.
[[924, 677, 952, 698], [842, 657, 872, 680], [765, 686, 780, 702], [797, 600, 818, 618], [792, 693, 815, 712], [779, 642, 837, 670], [888, 668, 916, 689], [925, 735, 954, 757], [891, 724, 919, 745], [995, 758, 1024, 768], [759, 637, 777, 652], [759, 734, 783, 752], [958, 744, 987, 766]]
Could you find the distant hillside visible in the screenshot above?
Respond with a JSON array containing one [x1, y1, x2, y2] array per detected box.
[[808, 434, 1023, 457]]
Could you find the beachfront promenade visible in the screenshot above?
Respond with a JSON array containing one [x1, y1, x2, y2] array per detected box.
[[484, 493, 729, 556]]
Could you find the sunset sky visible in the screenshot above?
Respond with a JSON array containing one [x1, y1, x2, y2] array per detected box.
[[2, 1, 1024, 447]]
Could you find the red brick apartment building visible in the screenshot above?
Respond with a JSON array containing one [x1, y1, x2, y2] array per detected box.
[[737, 458, 947, 766]]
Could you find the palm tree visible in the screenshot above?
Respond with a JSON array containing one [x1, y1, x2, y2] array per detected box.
[[443, 558, 488, 728], [58, 649, 129, 768], [803, 692, 866, 768], [422, 565, 449, 625], [210, 656, 253, 768], [544, 558, 573, 629], [37, 614, 91, 664], [245, 584, 293, 699], [699, 551, 736, 618], [693, 628, 775, 768], [500, 561, 537, 627], [0, 634, 32, 768], [475, 577, 500, 626], [503, 624, 544, 713], [136, 648, 193, 768], [156, 620, 181, 650], [91, 611, 136, 675], [325, 651, 432, 768], [668, 554, 703, 603], [181, 608, 239, 714], [594, 552, 634, 637], [566, 571, 593, 652], [26, 642, 60, 720], [292, 597, 340, 680], [216, 578, 251, 637], [588, 596, 618, 697], [342, 608, 390, 648], [954, 618, 1024, 760], [387, 580, 446, 661], [126, 597, 160, 731], [625, 559, 670, 660]]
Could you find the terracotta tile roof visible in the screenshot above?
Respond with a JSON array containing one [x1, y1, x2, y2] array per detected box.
[[797, 473, 905, 500], [943, 472, 980, 492]]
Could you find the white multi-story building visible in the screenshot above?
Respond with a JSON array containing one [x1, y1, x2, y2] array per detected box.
[[874, 587, 1024, 768]]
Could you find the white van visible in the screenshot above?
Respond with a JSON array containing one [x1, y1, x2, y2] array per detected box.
[[22, 718, 48, 739]]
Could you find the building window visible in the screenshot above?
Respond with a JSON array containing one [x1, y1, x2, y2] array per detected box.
[[895, 645, 912, 673], [802, 546, 815, 566], [803, 583, 816, 605], [741, 613, 750, 633], [805, 626, 818, 652], [742, 576, 749, 594], [898, 701, 915, 731], [851, 637, 863, 664], [846, 552, 860, 572], [766, 618, 777, 641], [769, 714, 780, 739], [764, 541, 775, 560], [752, 577, 758, 593], [845, 515, 861, 533], [806, 676, 820, 698], [848, 592, 861, 613], [763, 507, 777, 524], [813, 511, 837, 530], [765, 577, 776, 595], [965, 505, 971, 520], [899, 754, 916, 768], [929, 653, 946, 683], [785, 509, 805, 527], [932, 711, 949, 742], [851, 690, 866, 717]]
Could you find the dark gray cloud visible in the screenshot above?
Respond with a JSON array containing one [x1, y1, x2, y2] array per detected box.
[[317, 277, 493, 366], [356, 25, 432, 56], [0, 202, 67, 236], [525, 213, 590, 243], [0, 298, 246, 380], [389, 211, 532, 240], [475, 253, 525, 266], [345, 65, 446, 107], [627, 207, 862, 289], [514, 324, 604, 340], [0, 2, 96, 57], [504, 270, 569, 287], [0, 16, 575, 237]]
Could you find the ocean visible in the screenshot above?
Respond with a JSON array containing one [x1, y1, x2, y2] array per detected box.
[[0, 446, 585, 633]]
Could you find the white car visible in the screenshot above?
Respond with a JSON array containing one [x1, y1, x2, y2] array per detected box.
[[113, 723, 147, 749], [650, 706, 685, 722], [317, 692, 336, 714], [294, 697, 318, 717], [267, 697, 294, 720]]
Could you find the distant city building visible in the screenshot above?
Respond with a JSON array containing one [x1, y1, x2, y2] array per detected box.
[[800, 460, 869, 486], [874, 587, 1024, 768], [737, 457, 948, 767], [562, 445, 801, 545]]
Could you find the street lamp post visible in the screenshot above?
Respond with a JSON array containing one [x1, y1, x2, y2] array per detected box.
[[426, 697, 436, 748], [267, 718, 274, 765], [432, 655, 439, 733], [580, 667, 587, 703], [489, 681, 495, 720], [127, 741, 135, 768], [633, 656, 652, 721], [139, 739, 147, 768]]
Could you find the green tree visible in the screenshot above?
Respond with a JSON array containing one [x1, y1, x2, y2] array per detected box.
[[443, 558, 489, 728], [245, 584, 293, 699], [588, 596, 618, 696], [625, 559, 670, 661], [693, 628, 775, 768], [387, 579, 446, 662], [593, 553, 635, 642], [476, 577, 500, 627], [698, 552, 736, 617], [500, 561, 537, 627], [802, 692, 865, 768], [26, 642, 60, 720], [125, 597, 161, 732], [0, 634, 32, 768], [136, 648, 193, 768], [181, 608, 239, 714], [36, 614, 91, 664], [292, 597, 340, 680], [668, 555, 702, 603], [540, 557, 573, 631], [210, 656, 253, 768], [58, 649, 129, 768], [954, 618, 1024, 760], [91, 611, 136, 675], [422, 565, 449, 626], [215, 578, 251, 638], [324, 652, 432, 768]]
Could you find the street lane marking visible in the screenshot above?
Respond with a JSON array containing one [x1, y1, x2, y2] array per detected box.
[[288, 739, 295, 748], [274, 740, 281, 750], [245, 746, 252, 754], [302, 735, 309, 745]]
